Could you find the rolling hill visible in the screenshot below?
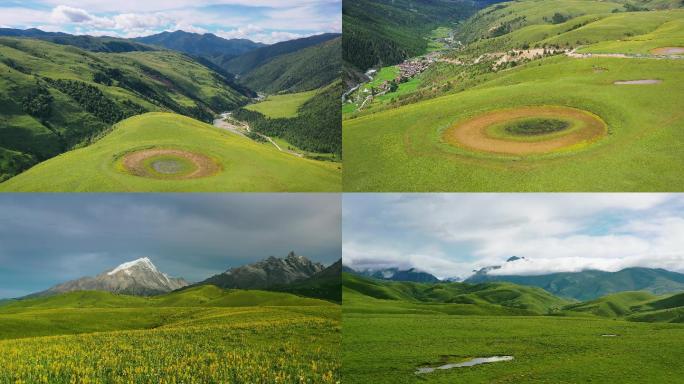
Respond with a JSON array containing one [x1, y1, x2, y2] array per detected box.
[[0, 28, 155, 53], [0, 112, 341, 191], [225, 33, 339, 76], [466, 267, 684, 300], [343, 272, 570, 315], [0, 37, 248, 181], [239, 36, 341, 94], [343, 271, 684, 322]]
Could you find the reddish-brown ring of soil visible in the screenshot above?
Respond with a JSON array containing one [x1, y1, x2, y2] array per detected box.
[[443, 106, 606, 156], [651, 47, 684, 55], [122, 148, 220, 179]]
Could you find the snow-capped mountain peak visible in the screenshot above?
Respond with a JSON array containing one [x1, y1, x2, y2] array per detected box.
[[108, 257, 158, 276], [27, 257, 189, 298]]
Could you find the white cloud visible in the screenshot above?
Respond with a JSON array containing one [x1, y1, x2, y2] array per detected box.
[[51, 5, 115, 29], [216, 25, 312, 43], [113, 13, 169, 30], [216, 24, 263, 39], [343, 194, 684, 278], [39, 0, 338, 13]]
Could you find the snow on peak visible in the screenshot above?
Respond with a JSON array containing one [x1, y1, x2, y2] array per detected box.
[[108, 257, 158, 276]]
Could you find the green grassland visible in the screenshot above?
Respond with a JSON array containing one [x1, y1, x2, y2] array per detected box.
[[0, 112, 341, 191], [0, 286, 340, 383], [343, 3, 684, 191], [343, 273, 684, 383], [0, 37, 250, 181], [245, 89, 319, 118]]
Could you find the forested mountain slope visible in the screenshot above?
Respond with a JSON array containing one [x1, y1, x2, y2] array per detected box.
[[225, 33, 339, 75], [342, 0, 483, 70], [240, 37, 341, 93]]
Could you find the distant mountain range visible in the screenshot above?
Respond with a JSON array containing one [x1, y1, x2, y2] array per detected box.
[[0, 28, 339, 94], [19, 253, 341, 302], [344, 266, 440, 283], [344, 272, 684, 322], [0, 27, 153, 52], [195, 251, 325, 290], [345, 258, 684, 301], [28, 257, 189, 297], [133, 30, 264, 58], [466, 265, 684, 301]]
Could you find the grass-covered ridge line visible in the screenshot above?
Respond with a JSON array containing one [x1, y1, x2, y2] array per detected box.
[[0, 112, 341, 191]]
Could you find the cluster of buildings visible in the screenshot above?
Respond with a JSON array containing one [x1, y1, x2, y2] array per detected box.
[[396, 58, 431, 81]]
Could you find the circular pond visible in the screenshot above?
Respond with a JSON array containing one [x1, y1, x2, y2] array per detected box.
[[121, 148, 220, 179], [443, 106, 607, 156]]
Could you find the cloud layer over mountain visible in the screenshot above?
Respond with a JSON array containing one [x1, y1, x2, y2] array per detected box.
[[343, 194, 684, 279]]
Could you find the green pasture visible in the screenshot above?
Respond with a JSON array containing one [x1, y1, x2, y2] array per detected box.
[[343, 274, 684, 383], [0, 112, 341, 191], [343, 312, 684, 384], [245, 89, 319, 118], [0, 287, 340, 383], [343, 55, 684, 191]]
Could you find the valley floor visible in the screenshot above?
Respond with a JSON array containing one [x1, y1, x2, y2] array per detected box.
[[343, 312, 684, 384]]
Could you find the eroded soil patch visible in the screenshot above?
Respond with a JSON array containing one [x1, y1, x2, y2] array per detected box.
[[651, 47, 684, 55], [443, 106, 606, 156], [122, 148, 220, 179], [614, 80, 662, 85]]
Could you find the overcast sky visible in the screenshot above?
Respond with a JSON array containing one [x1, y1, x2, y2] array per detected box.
[[0, 0, 341, 43], [343, 194, 684, 280], [0, 194, 341, 298]]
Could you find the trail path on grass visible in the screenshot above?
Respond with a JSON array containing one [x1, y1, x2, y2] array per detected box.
[[213, 113, 303, 158]]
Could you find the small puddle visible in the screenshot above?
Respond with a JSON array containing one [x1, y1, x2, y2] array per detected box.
[[601, 334, 618, 337], [152, 160, 185, 174], [614, 80, 662, 85], [416, 356, 514, 374]]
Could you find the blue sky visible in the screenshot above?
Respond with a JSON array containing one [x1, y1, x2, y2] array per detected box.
[[0, 194, 341, 299], [0, 0, 341, 43], [343, 194, 684, 280]]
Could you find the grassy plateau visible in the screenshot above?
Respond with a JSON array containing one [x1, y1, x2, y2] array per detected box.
[[0, 286, 340, 384]]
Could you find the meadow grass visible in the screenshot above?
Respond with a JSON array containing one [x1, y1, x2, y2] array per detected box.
[[0, 288, 341, 383], [343, 55, 684, 191], [0, 112, 341, 191], [342, 311, 684, 384], [244, 89, 319, 118]]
